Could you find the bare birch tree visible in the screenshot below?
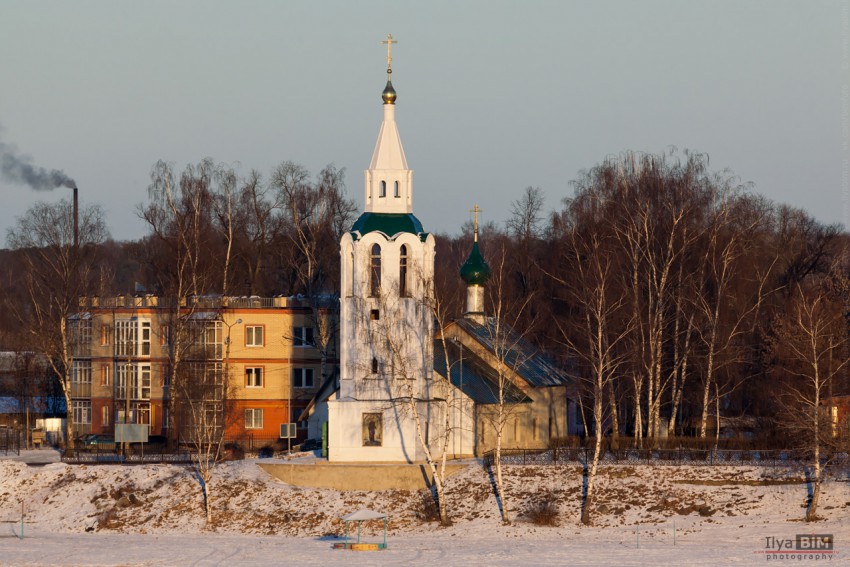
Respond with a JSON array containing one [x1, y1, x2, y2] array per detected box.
[[482, 247, 534, 524], [365, 265, 458, 526], [139, 160, 220, 447], [179, 317, 234, 524], [771, 275, 849, 521], [551, 226, 632, 525], [6, 199, 108, 456], [273, 162, 354, 405]]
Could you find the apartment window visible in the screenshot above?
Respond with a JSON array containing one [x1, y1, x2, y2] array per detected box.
[[72, 400, 91, 425], [246, 325, 264, 347], [293, 326, 314, 347], [100, 325, 111, 346], [72, 360, 92, 386], [187, 362, 224, 402], [69, 316, 92, 357], [70, 317, 92, 345], [159, 324, 170, 347], [116, 363, 152, 400], [190, 320, 223, 359], [292, 368, 314, 389], [371, 358, 379, 375], [246, 367, 264, 388], [399, 244, 408, 297], [245, 408, 264, 429], [100, 365, 110, 386], [114, 318, 152, 357], [140, 321, 151, 355], [101, 405, 110, 427], [370, 244, 381, 297]]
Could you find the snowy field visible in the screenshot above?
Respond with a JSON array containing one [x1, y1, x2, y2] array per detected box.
[[0, 449, 847, 566]]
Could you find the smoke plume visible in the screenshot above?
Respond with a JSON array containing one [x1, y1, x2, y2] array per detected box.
[[0, 139, 77, 191]]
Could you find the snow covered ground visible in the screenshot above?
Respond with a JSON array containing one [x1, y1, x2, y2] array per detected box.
[[0, 451, 847, 566]]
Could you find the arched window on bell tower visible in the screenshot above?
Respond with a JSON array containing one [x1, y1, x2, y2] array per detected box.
[[399, 245, 408, 297], [370, 244, 381, 297], [379, 180, 387, 198], [394, 180, 400, 198]]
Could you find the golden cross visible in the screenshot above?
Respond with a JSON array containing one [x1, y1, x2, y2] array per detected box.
[[380, 34, 398, 72], [470, 204, 482, 242]]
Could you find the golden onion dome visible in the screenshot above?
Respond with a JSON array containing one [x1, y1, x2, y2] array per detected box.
[[382, 77, 397, 105]]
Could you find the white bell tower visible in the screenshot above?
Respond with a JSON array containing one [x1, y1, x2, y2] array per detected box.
[[328, 35, 438, 462]]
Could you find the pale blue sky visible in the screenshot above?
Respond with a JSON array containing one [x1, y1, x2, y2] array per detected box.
[[1, 1, 847, 241]]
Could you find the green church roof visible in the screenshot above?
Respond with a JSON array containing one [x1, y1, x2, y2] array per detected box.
[[350, 212, 426, 240], [460, 241, 491, 285]]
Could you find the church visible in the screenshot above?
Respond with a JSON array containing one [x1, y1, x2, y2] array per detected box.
[[307, 38, 578, 462]]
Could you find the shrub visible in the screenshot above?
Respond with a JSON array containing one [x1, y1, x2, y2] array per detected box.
[[221, 443, 245, 461], [258, 446, 274, 458], [526, 497, 559, 526]]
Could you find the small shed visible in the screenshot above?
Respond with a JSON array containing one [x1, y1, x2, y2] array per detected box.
[[337, 509, 387, 551]]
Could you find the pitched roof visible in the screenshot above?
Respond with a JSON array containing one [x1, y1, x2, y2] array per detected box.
[[452, 318, 575, 388], [433, 340, 529, 405], [296, 367, 339, 423]]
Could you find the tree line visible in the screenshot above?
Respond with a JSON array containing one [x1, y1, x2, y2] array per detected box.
[[1, 150, 848, 450]]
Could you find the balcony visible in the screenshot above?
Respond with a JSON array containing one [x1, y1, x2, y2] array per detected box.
[[70, 382, 92, 398]]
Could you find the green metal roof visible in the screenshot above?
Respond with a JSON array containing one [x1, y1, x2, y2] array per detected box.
[[460, 241, 492, 285], [350, 212, 426, 239]]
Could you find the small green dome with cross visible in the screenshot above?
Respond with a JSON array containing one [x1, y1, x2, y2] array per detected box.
[[460, 241, 491, 286]]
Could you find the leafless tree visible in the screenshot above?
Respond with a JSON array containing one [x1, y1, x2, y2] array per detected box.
[[272, 161, 354, 401], [230, 170, 283, 294], [507, 186, 545, 241], [6, 199, 108, 455], [771, 272, 849, 522], [361, 261, 459, 526], [550, 223, 633, 525], [139, 160, 218, 447], [482, 247, 534, 524], [693, 192, 776, 442], [175, 314, 237, 524]]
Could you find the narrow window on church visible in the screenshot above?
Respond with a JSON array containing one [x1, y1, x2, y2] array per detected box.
[[399, 245, 408, 297], [349, 250, 355, 297], [393, 180, 400, 198], [370, 244, 381, 297], [371, 357, 378, 374], [379, 180, 387, 198]]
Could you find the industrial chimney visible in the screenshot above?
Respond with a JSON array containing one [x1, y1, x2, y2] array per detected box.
[[73, 186, 79, 249]]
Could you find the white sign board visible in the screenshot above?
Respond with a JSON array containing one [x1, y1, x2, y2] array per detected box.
[[280, 423, 296, 439], [115, 423, 149, 443]]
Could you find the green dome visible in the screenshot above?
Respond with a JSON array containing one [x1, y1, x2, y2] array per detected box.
[[460, 241, 491, 285], [351, 212, 425, 239]]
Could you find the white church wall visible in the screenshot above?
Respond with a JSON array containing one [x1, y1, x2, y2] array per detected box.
[[327, 398, 419, 462]]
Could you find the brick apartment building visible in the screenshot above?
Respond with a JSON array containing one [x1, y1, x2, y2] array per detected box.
[[68, 295, 337, 445]]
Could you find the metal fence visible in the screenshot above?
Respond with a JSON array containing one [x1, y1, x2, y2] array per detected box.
[[60, 433, 300, 464], [482, 447, 849, 469], [0, 428, 21, 456]]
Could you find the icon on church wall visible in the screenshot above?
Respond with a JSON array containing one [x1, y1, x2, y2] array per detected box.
[[362, 413, 382, 446]]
